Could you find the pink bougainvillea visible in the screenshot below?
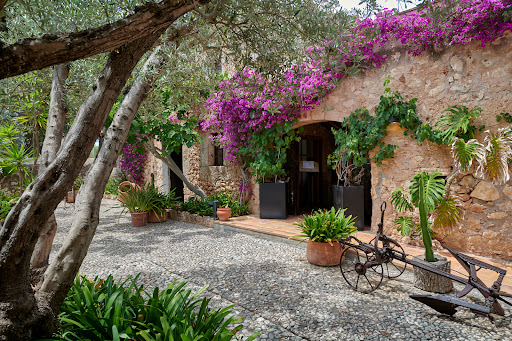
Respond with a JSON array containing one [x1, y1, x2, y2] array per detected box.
[[204, 0, 512, 165], [119, 143, 147, 185]]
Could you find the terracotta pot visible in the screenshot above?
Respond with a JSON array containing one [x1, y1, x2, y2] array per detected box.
[[66, 191, 75, 203], [306, 240, 343, 266], [118, 181, 138, 205], [148, 210, 167, 223], [216, 207, 231, 221], [130, 211, 148, 227]]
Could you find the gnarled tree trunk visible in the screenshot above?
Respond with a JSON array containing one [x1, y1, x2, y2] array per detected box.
[[0, 31, 162, 340], [40, 41, 169, 312], [30, 63, 69, 285]]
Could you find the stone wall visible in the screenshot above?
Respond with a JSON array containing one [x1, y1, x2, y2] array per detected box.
[[143, 140, 164, 189], [300, 32, 512, 260], [183, 136, 242, 199]]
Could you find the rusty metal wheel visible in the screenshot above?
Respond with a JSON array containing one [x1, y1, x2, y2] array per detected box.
[[370, 236, 406, 279], [340, 245, 383, 293]]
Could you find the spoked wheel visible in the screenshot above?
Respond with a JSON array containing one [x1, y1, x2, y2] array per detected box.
[[370, 236, 406, 279], [340, 245, 383, 293]]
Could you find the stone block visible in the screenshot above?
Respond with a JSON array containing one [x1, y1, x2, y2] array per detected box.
[[466, 217, 481, 232], [503, 185, 512, 200], [470, 204, 486, 213], [470, 181, 500, 201]]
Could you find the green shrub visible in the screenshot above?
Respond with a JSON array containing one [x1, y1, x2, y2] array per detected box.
[[209, 192, 250, 217], [0, 189, 19, 220], [293, 207, 357, 243], [105, 175, 125, 195], [53, 275, 258, 341], [180, 197, 213, 216], [179, 192, 250, 217]]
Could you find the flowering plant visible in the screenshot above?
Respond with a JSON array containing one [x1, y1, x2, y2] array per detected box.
[[119, 143, 147, 185], [204, 1, 512, 178]]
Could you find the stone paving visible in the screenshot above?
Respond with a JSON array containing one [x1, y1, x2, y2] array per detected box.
[[52, 200, 512, 341]]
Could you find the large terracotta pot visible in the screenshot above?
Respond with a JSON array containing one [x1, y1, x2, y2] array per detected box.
[[216, 207, 231, 221], [130, 211, 148, 227], [306, 240, 344, 266], [148, 210, 167, 223]]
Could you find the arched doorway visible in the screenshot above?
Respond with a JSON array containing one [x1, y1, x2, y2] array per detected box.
[[285, 122, 372, 229]]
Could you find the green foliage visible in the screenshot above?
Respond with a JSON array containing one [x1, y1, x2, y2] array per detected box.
[[0, 142, 34, 184], [409, 171, 445, 212], [393, 216, 414, 237], [243, 120, 302, 182], [209, 191, 250, 217], [434, 105, 481, 144], [391, 171, 460, 262], [105, 176, 126, 195], [496, 112, 512, 123], [328, 79, 418, 184], [180, 197, 213, 217], [451, 138, 482, 172], [120, 184, 157, 213], [54, 274, 257, 341], [293, 207, 357, 243], [180, 191, 250, 217], [390, 187, 414, 212], [0, 189, 20, 220]]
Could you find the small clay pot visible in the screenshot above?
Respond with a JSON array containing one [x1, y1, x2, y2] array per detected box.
[[148, 210, 167, 223], [66, 191, 75, 203], [216, 207, 231, 221], [306, 240, 343, 266], [130, 211, 148, 227]]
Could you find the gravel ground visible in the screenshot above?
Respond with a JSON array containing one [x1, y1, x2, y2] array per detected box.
[[52, 200, 512, 341]]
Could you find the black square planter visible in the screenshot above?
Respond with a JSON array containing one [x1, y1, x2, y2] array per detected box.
[[332, 185, 364, 230], [259, 182, 287, 219]]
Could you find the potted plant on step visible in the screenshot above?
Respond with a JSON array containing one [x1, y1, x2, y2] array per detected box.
[[247, 121, 301, 219], [391, 171, 461, 293], [293, 207, 357, 266], [120, 184, 155, 227]]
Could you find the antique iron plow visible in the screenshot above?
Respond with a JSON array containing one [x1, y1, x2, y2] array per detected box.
[[338, 202, 512, 316]]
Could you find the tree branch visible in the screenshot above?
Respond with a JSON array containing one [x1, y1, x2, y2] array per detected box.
[[0, 0, 210, 79], [144, 140, 206, 198]]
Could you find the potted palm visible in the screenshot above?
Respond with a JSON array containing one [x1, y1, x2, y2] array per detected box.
[[120, 184, 155, 227], [293, 207, 357, 266], [391, 171, 461, 293]]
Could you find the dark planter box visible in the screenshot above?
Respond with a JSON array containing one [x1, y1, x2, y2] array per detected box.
[[332, 185, 364, 231], [259, 182, 287, 219]]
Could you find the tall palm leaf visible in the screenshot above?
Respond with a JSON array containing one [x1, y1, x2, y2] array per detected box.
[[451, 138, 484, 173], [410, 171, 445, 211], [435, 105, 481, 144], [476, 128, 512, 184], [432, 196, 461, 230]]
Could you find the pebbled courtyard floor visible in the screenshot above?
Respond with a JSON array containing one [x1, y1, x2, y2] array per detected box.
[[52, 200, 512, 341]]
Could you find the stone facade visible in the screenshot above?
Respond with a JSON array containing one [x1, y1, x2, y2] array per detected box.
[[149, 32, 512, 261], [182, 135, 241, 199], [301, 32, 512, 260]]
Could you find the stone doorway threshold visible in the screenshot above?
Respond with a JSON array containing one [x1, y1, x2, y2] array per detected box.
[[214, 214, 512, 295]]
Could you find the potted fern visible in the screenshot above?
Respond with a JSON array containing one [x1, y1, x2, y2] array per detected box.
[[391, 171, 461, 293], [293, 208, 357, 266]]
